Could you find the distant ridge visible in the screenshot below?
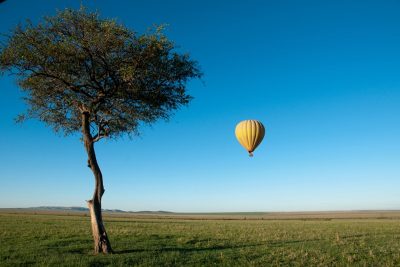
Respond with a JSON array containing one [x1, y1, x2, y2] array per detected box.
[[27, 206, 173, 214], [28, 206, 125, 213], [30, 206, 88, 211]]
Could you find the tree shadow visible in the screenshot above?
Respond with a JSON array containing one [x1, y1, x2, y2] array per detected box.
[[114, 238, 323, 255], [267, 238, 321, 247], [114, 243, 264, 255], [114, 238, 330, 254]]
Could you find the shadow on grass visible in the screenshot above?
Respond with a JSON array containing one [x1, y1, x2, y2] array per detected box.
[[58, 237, 324, 255], [68, 248, 86, 254], [114, 243, 261, 254], [114, 238, 328, 254], [268, 238, 321, 247], [114, 238, 322, 255]]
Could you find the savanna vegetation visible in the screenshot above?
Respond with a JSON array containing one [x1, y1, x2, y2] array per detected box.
[[1, 211, 400, 266]]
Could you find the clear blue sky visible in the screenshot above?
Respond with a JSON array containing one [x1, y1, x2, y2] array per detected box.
[[0, 0, 399, 212]]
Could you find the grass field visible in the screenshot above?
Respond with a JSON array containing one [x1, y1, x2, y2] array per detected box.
[[1, 211, 400, 266]]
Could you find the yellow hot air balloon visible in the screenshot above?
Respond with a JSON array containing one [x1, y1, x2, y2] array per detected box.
[[235, 120, 265, 157]]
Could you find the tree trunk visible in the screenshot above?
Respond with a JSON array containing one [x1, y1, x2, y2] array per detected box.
[[82, 111, 112, 254]]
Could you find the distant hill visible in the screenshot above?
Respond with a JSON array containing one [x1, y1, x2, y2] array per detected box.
[[28, 206, 126, 213], [26, 206, 173, 214]]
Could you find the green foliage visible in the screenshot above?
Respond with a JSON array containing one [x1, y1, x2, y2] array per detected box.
[[0, 7, 201, 139], [1, 212, 400, 266]]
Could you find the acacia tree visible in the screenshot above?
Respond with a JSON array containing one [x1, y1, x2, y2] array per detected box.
[[0, 8, 201, 254]]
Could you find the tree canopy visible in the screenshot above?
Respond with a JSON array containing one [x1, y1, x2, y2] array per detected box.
[[0, 7, 201, 141]]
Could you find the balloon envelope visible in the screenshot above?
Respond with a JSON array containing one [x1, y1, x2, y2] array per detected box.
[[235, 120, 265, 156]]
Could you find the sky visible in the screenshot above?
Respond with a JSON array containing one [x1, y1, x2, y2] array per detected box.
[[0, 0, 399, 212]]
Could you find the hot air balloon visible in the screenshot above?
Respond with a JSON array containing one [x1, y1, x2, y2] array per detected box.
[[235, 120, 265, 157]]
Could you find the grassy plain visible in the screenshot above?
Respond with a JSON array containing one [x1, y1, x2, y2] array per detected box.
[[1, 210, 400, 266]]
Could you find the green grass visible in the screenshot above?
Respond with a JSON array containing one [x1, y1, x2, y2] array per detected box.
[[1, 212, 400, 266]]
